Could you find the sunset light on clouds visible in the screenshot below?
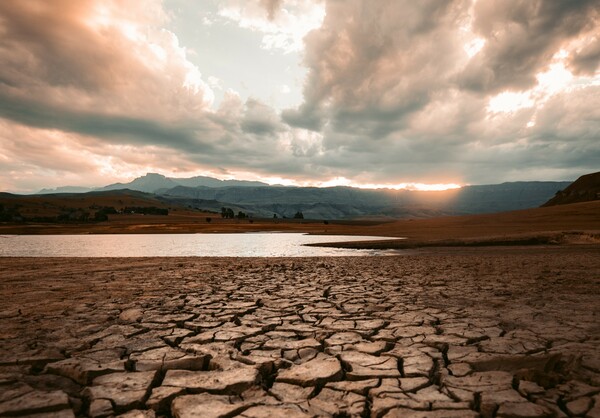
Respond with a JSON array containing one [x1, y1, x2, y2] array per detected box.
[[0, 0, 598, 193]]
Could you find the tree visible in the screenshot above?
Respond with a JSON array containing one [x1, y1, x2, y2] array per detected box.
[[221, 207, 235, 218], [237, 211, 246, 219], [293, 211, 304, 219]]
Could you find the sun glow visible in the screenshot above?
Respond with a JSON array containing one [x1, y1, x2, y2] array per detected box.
[[353, 182, 462, 191], [277, 176, 462, 191], [464, 37, 486, 58], [216, 173, 462, 191], [487, 91, 534, 113], [536, 62, 573, 94]]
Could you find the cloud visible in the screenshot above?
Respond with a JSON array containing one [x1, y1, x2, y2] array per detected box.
[[0, 93, 210, 151], [241, 99, 285, 135], [217, 0, 325, 53], [568, 35, 600, 75], [0, 0, 213, 123], [0, 0, 598, 192], [459, 0, 600, 92], [281, 0, 600, 184], [284, 0, 470, 136], [261, 0, 284, 21], [0, 1, 298, 190]]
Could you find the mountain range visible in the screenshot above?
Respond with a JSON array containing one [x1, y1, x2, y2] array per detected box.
[[162, 182, 574, 219], [39, 173, 268, 194], [33, 172, 577, 220]]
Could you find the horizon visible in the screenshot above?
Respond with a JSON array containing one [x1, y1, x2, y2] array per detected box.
[[1, 1, 598, 193], [13, 170, 582, 196]]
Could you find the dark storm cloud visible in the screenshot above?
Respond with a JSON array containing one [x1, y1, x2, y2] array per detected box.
[[569, 37, 600, 75], [0, 94, 211, 151], [284, 0, 468, 137], [0, 1, 128, 91], [281, 103, 324, 131], [240, 99, 285, 135], [459, 0, 600, 92]]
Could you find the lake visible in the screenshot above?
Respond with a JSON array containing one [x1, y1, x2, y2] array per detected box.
[[0, 233, 399, 257]]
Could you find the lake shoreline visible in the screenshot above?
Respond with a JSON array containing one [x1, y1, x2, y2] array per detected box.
[[0, 233, 399, 257], [307, 230, 600, 249], [1, 201, 598, 252]]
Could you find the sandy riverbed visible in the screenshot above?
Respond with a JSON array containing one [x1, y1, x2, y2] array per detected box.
[[1, 247, 599, 417]]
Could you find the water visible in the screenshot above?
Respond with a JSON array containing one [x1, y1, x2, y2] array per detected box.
[[0, 233, 400, 257]]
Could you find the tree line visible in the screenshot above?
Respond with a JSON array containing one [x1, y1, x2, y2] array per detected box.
[[220, 207, 249, 219], [221, 207, 305, 220]]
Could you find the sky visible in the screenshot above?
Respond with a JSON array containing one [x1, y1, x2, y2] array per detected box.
[[0, 0, 599, 193]]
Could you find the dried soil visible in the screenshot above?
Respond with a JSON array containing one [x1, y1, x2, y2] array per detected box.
[[1, 247, 599, 417]]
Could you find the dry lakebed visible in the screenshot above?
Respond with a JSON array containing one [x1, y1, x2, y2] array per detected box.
[[1, 246, 599, 417]]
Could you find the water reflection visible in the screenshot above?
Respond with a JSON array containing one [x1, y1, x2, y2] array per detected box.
[[0, 233, 399, 257]]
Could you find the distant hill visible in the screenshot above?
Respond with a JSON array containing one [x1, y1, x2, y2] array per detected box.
[[0, 189, 177, 221], [38, 173, 269, 194], [98, 173, 269, 194], [99, 173, 179, 193], [160, 181, 571, 219], [170, 175, 269, 189], [28, 173, 574, 220], [38, 186, 99, 194], [542, 171, 600, 207]]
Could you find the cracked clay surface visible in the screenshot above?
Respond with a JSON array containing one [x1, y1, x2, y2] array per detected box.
[[0, 246, 599, 417]]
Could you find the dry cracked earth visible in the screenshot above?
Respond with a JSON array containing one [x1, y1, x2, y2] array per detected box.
[[0, 247, 599, 417]]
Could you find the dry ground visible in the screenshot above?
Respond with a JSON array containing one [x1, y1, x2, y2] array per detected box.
[[1, 247, 599, 417]]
